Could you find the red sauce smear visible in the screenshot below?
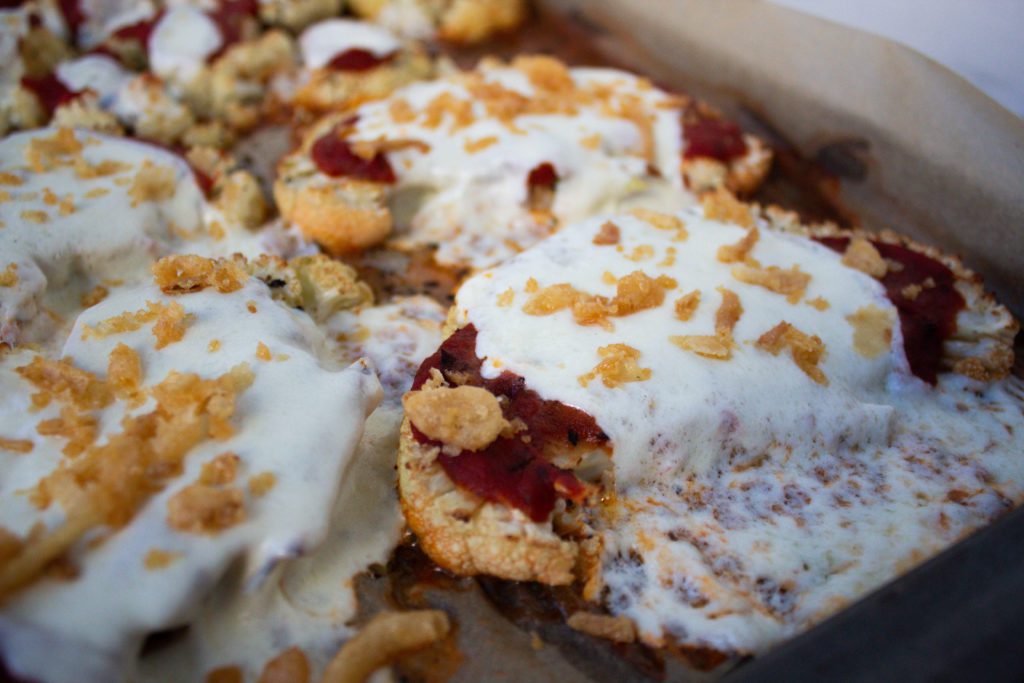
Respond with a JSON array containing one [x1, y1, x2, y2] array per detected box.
[[683, 118, 748, 162], [527, 162, 558, 189], [99, 0, 255, 63], [310, 126, 396, 183], [57, 0, 85, 45], [106, 12, 163, 51], [817, 237, 965, 384], [20, 73, 78, 116], [411, 325, 608, 522], [326, 48, 396, 72], [206, 0, 258, 60]]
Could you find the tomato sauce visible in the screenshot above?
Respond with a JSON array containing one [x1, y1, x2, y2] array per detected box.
[[20, 73, 78, 116], [411, 325, 608, 522], [527, 162, 558, 189], [206, 0, 257, 60], [683, 118, 748, 162], [817, 237, 965, 384], [106, 13, 162, 50], [310, 125, 397, 183], [326, 48, 395, 72]]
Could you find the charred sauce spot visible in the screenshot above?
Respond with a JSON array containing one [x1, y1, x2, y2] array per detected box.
[[326, 48, 396, 72], [20, 73, 78, 116], [412, 325, 608, 522], [311, 126, 397, 183], [526, 162, 558, 212], [527, 162, 558, 189], [683, 119, 748, 162], [817, 237, 965, 384]]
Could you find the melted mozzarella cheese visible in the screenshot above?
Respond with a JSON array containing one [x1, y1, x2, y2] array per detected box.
[[326, 295, 448, 403], [299, 18, 401, 69], [454, 208, 1024, 652], [136, 297, 444, 681], [458, 209, 902, 484], [0, 279, 382, 683], [56, 54, 135, 107], [348, 63, 689, 268], [148, 5, 223, 85], [76, 0, 158, 49], [0, 129, 205, 346]]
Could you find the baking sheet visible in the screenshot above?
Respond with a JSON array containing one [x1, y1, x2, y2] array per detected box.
[[353, 3, 1024, 681]]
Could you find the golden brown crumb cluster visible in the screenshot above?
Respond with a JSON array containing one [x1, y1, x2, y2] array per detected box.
[[403, 385, 509, 452], [732, 263, 811, 304], [846, 305, 893, 359], [524, 270, 677, 330], [152, 255, 249, 295], [842, 238, 887, 278], [578, 344, 651, 388], [671, 287, 743, 361], [0, 357, 254, 599], [756, 321, 828, 385], [630, 208, 689, 240], [82, 300, 194, 350], [702, 188, 754, 228], [717, 227, 759, 263]]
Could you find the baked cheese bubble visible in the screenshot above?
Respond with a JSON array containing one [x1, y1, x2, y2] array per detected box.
[[0, 270, 382, 683], [452, 205, 1024, 653]]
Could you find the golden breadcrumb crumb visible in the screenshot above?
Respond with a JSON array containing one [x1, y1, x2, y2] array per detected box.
[[842, 238, 887, 278], [674, 290, 701, 321], [732, 264, 811, 304], [143, 549, 181, 570], [702, 188, 754, 228], [846, 305, 893, 358], [578, 343, 651, 388], [0, 438, 33, 454], [248, 472, 277, 497], [756, 322, 828, 385], [717, 227, 759, 263]]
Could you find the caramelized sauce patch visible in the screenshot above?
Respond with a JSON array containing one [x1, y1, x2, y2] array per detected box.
[[818, 237, 965, 383], [411, 325, 608, 522]]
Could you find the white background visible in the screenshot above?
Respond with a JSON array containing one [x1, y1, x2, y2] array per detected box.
[[768, 0, 1024, 116]]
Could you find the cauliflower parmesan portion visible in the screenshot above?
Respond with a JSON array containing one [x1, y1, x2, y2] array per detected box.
[[275, 55, 771, 267], [0, 255, 382, 683], [348, 0, 527, 43], [292, 18, 435, 114], [398, 199, 1024, 656]]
